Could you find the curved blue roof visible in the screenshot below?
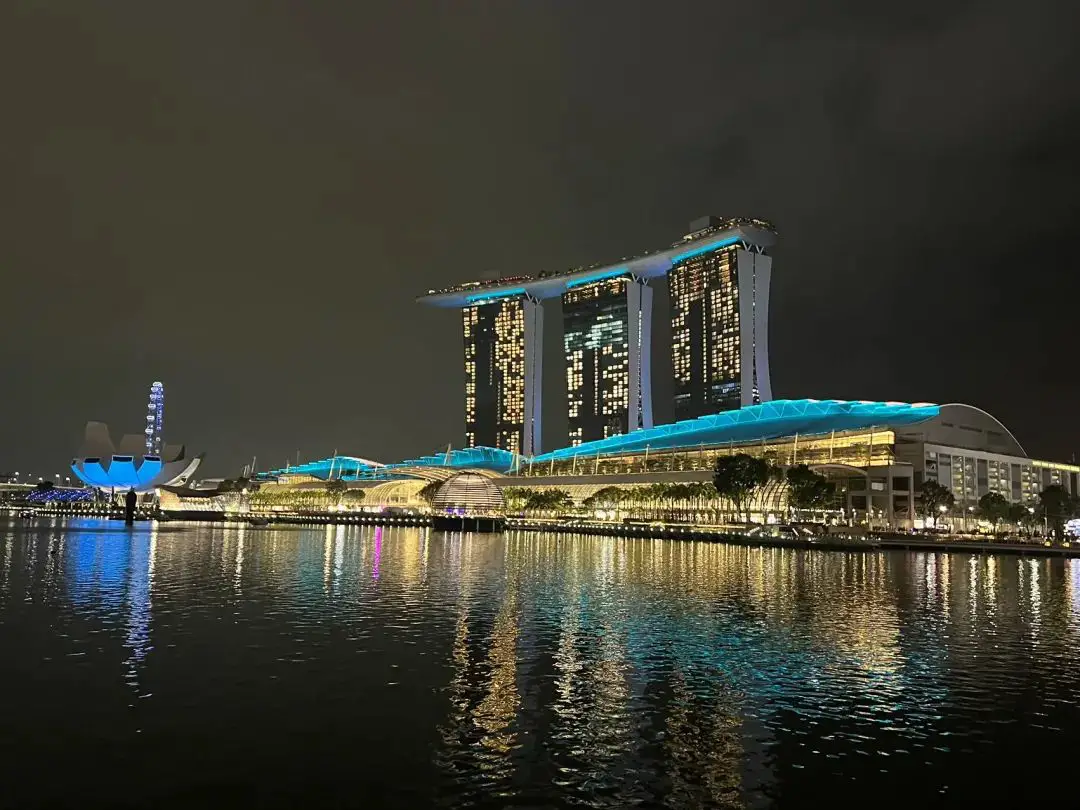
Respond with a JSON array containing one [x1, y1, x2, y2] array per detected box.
[[260, 456, 385, 481], [531, 399, 940, 462], [382, 446, 515, 475], [261, 446, 516, 481], [256, 400, 939, 481]]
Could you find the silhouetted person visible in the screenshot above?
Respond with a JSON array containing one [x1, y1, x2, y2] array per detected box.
[[124, 489, 137, 525]]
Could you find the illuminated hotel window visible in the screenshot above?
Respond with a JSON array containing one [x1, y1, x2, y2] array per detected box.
[[562, 278, 633, 444], [670, 245, 746, 420], [461, 299, 525, 452]]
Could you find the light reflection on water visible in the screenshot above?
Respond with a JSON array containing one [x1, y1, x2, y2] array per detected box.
[[2, 517, 1080, 808]]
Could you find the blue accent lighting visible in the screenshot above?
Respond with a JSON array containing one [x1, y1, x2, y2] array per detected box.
[[530, 399, 940, 461], [465, 287, 527, 304], [75, 460, 113, 489], [669, 236, 741, 264], [564, 268, 628, 289], [383, 446, 515, 475], [27, 488, 95, 504], [254, 401, 940, 482]]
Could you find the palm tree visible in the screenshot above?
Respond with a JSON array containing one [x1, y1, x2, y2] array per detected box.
[[503, 487, 533, 513], [523, 488, 573, 515], [326, 479, 348, 508], [686, 481, 716, 522], [621, 486, 646, 519], [583, 486, 625, 516]]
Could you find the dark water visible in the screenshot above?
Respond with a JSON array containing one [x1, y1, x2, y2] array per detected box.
[[2, 518, 1079, 808]]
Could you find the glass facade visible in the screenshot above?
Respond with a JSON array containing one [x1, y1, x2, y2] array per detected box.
[[519, 429, 897, 478], [670, 245, 747, 420], [563, 278, 631, 445], [463, 299, 525, 454]]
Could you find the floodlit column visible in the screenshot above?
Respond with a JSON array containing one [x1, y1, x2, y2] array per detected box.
[[737, 248, 773, 407], [627, 279, 654, 431], [522, 297, 544, 456]]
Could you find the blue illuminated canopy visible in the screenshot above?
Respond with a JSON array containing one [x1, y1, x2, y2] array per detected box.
[[530, 399, 941, 462], [465, 287, 528, 304], [259, 400, 939, 483], [564, 268, 628, 289], [259, 447, 516, 481], [418, 219, 777, 308], [260, 456, 386, 481], [669, 235, 741, 264], [383, 446, 515, 475]]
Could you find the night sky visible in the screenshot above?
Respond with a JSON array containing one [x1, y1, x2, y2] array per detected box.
[[2, 1, 1078, 477]]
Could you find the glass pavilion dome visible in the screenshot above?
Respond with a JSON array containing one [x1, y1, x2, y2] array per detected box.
[[431, 473, 506, 515]]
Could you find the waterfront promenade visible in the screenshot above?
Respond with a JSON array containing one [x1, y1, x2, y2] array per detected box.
[[9, 505, 1077, 559]]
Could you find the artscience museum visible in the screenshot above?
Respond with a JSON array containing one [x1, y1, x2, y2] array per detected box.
[[71, 421, 202, 493]]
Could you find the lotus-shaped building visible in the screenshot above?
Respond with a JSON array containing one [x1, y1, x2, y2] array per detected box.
[[71, 421, 202, 492]]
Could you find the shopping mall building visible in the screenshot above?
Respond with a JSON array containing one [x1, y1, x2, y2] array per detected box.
[[250, 399, 1078, 529]]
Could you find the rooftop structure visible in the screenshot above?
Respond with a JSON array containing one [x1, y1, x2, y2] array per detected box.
[[418, 217, 776, 308], [257, 446, 514, 483]]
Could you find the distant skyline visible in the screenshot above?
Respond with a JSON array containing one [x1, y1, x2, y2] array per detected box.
[[1, 1, 1078, 476]]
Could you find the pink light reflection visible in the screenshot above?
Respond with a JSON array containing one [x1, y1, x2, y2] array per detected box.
[[372, 526, 383, 581]]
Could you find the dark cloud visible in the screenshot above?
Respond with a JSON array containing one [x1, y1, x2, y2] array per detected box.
[[1, 0, 1078, 475]]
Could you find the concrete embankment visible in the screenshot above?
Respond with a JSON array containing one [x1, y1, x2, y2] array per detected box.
[[503, 518, 1080, 558], [15, 509, 1078, 558]]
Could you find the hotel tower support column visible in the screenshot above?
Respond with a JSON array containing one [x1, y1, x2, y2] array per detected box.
[[736, 247, 773, 407], [522, 296, 543, 456], [627, 278, 654, 432]]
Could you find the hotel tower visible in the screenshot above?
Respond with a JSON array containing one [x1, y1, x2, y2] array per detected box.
[[418, 216, 775, 454]]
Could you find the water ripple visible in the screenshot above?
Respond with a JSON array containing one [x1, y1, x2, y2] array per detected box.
[[2, 518, 1080, 807]]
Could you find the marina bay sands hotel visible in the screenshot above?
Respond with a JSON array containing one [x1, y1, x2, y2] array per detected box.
[[418, 216, 776, 456]]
